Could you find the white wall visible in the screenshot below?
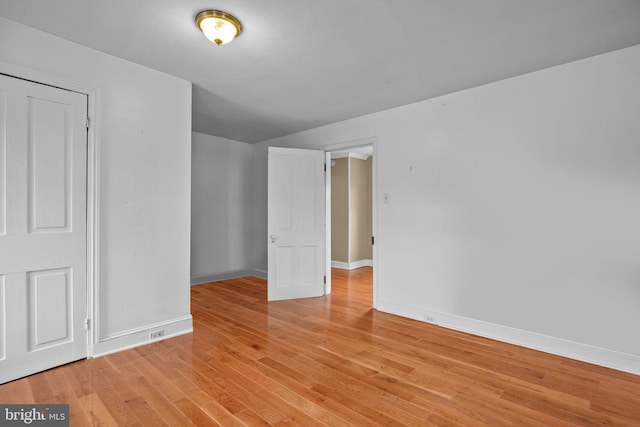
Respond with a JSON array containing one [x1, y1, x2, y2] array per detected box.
[[0, 17, 193, 355], [191, 132, 254, 282], [250, 44, 640, 373]]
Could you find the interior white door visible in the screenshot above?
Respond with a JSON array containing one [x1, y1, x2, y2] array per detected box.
[[268, 147, 325, 301], [0, 74, 88, 384]]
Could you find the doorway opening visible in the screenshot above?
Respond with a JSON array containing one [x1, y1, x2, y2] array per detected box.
[[324, 138, 378, 308]]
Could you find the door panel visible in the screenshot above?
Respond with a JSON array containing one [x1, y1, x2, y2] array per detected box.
[[28, 268, 72, 350], [28, 97, 72, 232], [0, 74, 87, 384], [0, 89, 5, 237], [268, 147, 325, 301]]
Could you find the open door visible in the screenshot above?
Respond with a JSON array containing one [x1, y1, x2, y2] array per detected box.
[[268, 147, 325, 301]]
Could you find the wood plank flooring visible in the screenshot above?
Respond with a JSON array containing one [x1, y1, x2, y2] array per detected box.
[[2, 267, 640, 426]]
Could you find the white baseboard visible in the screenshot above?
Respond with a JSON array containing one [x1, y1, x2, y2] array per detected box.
[[249, 269, 268, 279], [376, 302, 640, 376], [191, 268, 267, 285], [91, 315, 193, 358], [331, 259, 373, 270]]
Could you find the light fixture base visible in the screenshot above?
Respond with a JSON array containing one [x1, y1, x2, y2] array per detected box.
[[196, 10, 242, 46]]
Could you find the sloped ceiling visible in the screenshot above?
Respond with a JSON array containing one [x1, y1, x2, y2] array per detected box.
[[2, 0, 640, 143]]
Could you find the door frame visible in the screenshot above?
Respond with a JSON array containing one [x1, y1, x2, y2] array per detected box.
[[0, 61, 100, 356], [323, 137, 378, 309]]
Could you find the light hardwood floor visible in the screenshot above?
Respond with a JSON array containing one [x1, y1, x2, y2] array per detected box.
[[1, 267, 640, 426]]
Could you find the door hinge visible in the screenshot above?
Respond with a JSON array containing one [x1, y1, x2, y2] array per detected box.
[[324, 163, 327, 171], [324, 275, 326, 284], [86, 116, 91, 129], [372, 236, 375, 245], [85, 318, 91, 331]]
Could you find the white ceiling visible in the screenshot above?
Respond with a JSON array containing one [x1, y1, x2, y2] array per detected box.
[[2, 1, 640, 143]]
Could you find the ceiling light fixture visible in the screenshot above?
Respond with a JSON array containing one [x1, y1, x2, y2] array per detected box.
[[196, 10, 242, 46]]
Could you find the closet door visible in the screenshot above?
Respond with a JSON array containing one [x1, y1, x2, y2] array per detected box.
[[0, 74, 88, 384]]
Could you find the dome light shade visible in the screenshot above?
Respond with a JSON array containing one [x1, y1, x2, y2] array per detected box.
[[196, 10, 242, 46]]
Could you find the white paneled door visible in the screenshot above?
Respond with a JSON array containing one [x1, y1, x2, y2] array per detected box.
[[268, 147, 326, 301], [0, 74, 88, 384]]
